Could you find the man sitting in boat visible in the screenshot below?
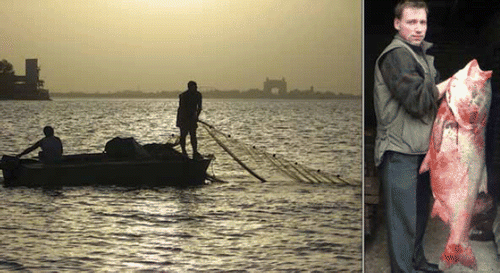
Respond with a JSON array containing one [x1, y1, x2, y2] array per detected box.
[[16, 126, 63, 163]]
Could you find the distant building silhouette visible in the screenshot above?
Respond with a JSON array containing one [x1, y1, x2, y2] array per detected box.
[[263, 77, 287, 95], [0, 58, 50, 100]]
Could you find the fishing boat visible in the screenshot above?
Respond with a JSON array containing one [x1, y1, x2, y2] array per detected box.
[[0, 142, 213, 188]]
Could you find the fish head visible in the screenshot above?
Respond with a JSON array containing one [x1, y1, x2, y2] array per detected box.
[[466, 59, 492, 88], [447, 59, 492, 127], [451, 59, 492, 95]]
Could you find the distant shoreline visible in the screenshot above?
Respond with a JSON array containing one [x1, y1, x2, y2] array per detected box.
[[51, 90, 360, 100]]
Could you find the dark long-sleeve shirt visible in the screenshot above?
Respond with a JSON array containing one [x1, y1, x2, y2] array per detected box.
[[379, 46, 440, 119]]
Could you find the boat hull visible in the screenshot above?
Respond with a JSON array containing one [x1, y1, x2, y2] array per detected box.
[[1, 153, 212, 188]]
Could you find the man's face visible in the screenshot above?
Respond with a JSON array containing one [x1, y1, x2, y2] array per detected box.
[[394, 7, 427, 46]]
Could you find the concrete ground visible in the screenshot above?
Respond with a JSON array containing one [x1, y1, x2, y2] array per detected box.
[[364, 203, 500, 272]]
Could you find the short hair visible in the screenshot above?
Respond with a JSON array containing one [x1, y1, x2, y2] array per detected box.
[[188, 81, 197, 88], [395, 0, 428, 19], [43, 126, 54, 137]]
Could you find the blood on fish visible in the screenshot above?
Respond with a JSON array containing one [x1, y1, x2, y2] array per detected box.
[[419, 59, 492, 270]]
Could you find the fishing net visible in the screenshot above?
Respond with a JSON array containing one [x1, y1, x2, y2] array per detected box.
[[172, 121, 356, 186]]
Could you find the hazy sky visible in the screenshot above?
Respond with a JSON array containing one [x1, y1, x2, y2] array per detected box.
[[2, 0, 361, 94]]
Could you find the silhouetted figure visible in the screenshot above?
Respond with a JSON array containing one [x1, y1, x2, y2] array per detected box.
[[17, 126, 63, 163], [176, 81, 202, 159]]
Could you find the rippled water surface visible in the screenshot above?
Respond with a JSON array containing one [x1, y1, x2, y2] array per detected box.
[[0, 98, 361, 272]]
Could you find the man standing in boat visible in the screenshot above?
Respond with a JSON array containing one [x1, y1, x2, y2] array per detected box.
[[176, 81, 202, 159], [16, 126, 63, 163]]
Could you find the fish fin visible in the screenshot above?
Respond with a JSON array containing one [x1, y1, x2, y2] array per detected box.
[[419, 153, 430, 173], [437, 77, 452, 100], [432, 103, 447, 154]]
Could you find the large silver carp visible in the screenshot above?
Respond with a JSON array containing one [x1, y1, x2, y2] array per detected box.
[[419, 59, 493, 271]]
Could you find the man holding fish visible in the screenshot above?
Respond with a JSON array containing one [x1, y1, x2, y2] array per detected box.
[[373, 0, 442, 272]]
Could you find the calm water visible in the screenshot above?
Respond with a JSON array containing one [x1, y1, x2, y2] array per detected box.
[[0, 98, 361, 272]]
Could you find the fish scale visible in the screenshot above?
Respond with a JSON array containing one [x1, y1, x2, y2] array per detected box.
[[419, 59, 493, 270]]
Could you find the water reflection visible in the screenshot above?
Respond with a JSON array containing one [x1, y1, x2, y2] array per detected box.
[[0, 99, 361, 271]]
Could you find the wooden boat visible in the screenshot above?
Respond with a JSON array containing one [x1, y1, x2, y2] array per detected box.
[[1, 143, 213, 188]]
